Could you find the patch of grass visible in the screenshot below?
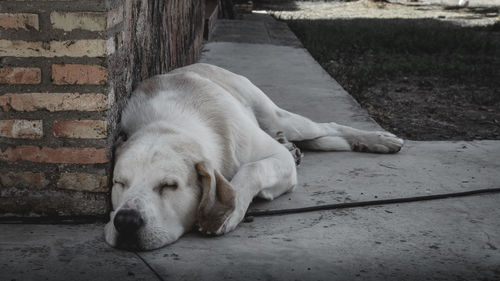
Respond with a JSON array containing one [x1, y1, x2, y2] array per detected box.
[[288, 18, 500, 54], [285, 18, 500, 140], [287, 18, 499, 82]]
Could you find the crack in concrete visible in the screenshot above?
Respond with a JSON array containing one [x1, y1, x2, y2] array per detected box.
[[135, 252, 165, 281]]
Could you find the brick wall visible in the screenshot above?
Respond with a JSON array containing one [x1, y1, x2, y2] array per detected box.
[[0, 0, 205, 217]]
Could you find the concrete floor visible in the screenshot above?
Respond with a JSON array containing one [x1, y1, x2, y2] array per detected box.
[[1, 13, 499, 281]]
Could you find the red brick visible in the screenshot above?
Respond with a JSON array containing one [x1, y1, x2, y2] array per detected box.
[[0, 146, 109, 164], [0, 119, 43, 139], [0, 13, 39, 30], [54, 120, 107, 139], [52, 64, 107, 85], [0, 93, 107, 112], [0, 172, 47, 188], [0, 67, 40, 84]]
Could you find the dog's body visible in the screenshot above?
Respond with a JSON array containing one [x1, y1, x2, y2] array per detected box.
[[105, 63, 403, 250]]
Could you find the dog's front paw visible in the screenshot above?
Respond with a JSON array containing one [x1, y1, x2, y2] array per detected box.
[[351, 131, 404, 154], [198, 208, 245, 236], [218, 208, 247, 235], [275, 131, 303, 165]]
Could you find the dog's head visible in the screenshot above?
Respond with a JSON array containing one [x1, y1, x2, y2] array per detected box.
[[104, 126, 234, 250]]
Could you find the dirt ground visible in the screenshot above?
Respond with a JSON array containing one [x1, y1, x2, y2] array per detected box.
[[347, 74, 500, 140], [259, 0, 500, 140]]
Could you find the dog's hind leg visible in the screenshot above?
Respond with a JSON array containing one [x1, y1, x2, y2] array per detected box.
[[257, 105, 403, 153], [201, 64, 403, 153]]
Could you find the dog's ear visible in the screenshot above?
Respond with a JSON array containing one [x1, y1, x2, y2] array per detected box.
[[113, 131, 127, 152], [195, 162, 235, 234]]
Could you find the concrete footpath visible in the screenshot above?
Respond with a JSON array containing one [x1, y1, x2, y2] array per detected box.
[[1, 14, 500, 281]]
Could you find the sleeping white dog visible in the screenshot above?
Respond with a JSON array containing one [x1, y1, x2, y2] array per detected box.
[[104, 63, 403, 250]]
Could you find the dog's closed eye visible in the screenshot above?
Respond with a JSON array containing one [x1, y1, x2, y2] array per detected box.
[[158, 180, 178, 194], [113, 180, 126, 188]]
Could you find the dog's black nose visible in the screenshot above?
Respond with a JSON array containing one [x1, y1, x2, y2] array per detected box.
[[114, 209, 143, 234]]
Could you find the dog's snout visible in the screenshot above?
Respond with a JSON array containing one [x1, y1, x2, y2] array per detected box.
[[114, 209, 143, 234]]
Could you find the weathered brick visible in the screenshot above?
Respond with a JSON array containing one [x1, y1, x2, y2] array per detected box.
[[50, 11, 107, 32], [0, 67, 40, 84], [106, 37, 115, 55], [107, 6, 124, 29], [0, 93, 107, 112], [0, 146, 109, 164], [57, 173, 108, 192], [0, 172, 47, 188], [0, 39, 106, 57], [52, 64, 107, 85], [0, 13, 39, 30], [0, 120, 43, 139], [54, 120, 107, 139]]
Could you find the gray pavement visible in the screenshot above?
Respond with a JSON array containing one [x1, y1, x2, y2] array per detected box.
[[2, 13, 500, 281]]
